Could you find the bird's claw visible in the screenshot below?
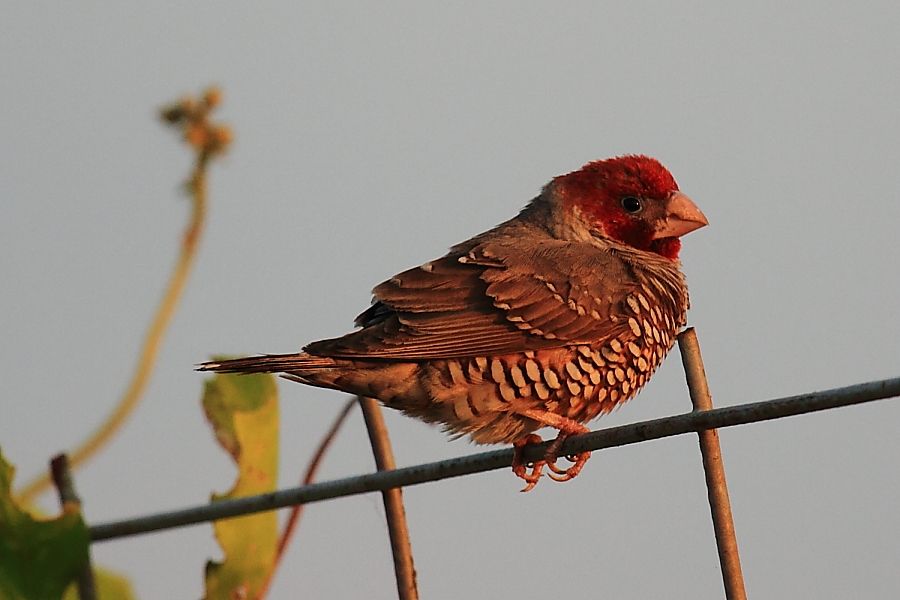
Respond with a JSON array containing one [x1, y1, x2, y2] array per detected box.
[[546, 460, 569, 475], [515, 462, 544, 493], [512, 435, 546, 492], [546, 451, 591, 482], [542, 431, 591, 480], [512, 434, 592, 491]]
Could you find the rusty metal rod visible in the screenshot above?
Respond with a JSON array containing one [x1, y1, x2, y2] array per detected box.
[[678, 328, 747, 600], [90, 374, 900, 542], [359, 396, 419, 600]]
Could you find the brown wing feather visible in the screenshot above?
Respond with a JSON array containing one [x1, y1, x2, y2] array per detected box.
[[304, 236, 644, 360], [475, 239, 636, 342]]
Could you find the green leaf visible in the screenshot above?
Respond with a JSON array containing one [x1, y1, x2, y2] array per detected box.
[[0, 448, 89, 600], [201, 371, 279, 600]]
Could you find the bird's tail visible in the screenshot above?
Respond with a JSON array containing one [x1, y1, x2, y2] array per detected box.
[[196, 352, 337, 375]]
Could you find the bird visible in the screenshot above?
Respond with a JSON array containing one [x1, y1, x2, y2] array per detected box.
[[198, 155, 708, 491]]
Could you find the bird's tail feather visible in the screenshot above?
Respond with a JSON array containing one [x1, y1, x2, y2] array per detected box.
[[196, 353, 336, 375]]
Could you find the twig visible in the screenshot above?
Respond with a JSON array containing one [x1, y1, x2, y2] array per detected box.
[[256, 398, 356, 600], [678, 329, 747, 600], [16, 88, 230, 504], [358, 396, 419, 600], [50, 454, 96, 600], [89, 375, 900, 541]]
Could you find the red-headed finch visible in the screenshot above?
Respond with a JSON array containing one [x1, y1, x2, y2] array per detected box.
[[199, 155, 707, 490]]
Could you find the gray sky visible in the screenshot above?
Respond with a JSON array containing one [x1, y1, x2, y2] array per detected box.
[[3, 2, 899, 598]]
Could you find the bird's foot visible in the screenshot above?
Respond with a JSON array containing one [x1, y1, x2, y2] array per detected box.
[[542, 428, 592, 482], [512, 434, 547, 492], [513, 409, 592, 489], [545, 451, 592, 482]]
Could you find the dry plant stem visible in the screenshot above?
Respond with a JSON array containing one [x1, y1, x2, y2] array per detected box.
[[678, 328, 747, 600], [16, 156, 209, 504], [256, 398, 356, 600], [50, 454, 97, 600], [358, 396, 418, 600]]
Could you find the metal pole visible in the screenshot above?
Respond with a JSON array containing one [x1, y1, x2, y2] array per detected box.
[[359, 396, 419, 600], [678, 328, 747, 600]]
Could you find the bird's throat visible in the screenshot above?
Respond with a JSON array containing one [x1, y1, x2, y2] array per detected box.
[[649, 237, 681, 260]]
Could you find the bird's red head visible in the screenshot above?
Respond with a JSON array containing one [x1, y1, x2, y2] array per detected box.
[[554, 155, 708, 259]]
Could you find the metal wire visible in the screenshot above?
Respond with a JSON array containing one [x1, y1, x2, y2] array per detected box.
[[89, 375, 900, 542]]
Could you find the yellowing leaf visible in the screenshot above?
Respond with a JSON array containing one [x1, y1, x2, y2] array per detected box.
[[201, 371, 279, 600], [0, 449, 89, 600], [63, 566, 136, 600]]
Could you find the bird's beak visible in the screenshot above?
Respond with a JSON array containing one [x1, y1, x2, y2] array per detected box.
[[653, 191, 709, 239]]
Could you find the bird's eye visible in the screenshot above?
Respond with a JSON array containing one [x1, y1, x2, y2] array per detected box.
[[620, 196, 643, 214]]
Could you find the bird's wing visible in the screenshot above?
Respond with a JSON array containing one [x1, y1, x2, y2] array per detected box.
[[304, 238, 643, 360]]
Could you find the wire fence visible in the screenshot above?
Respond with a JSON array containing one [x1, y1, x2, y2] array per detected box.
[[70, 328, 900, 600]]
